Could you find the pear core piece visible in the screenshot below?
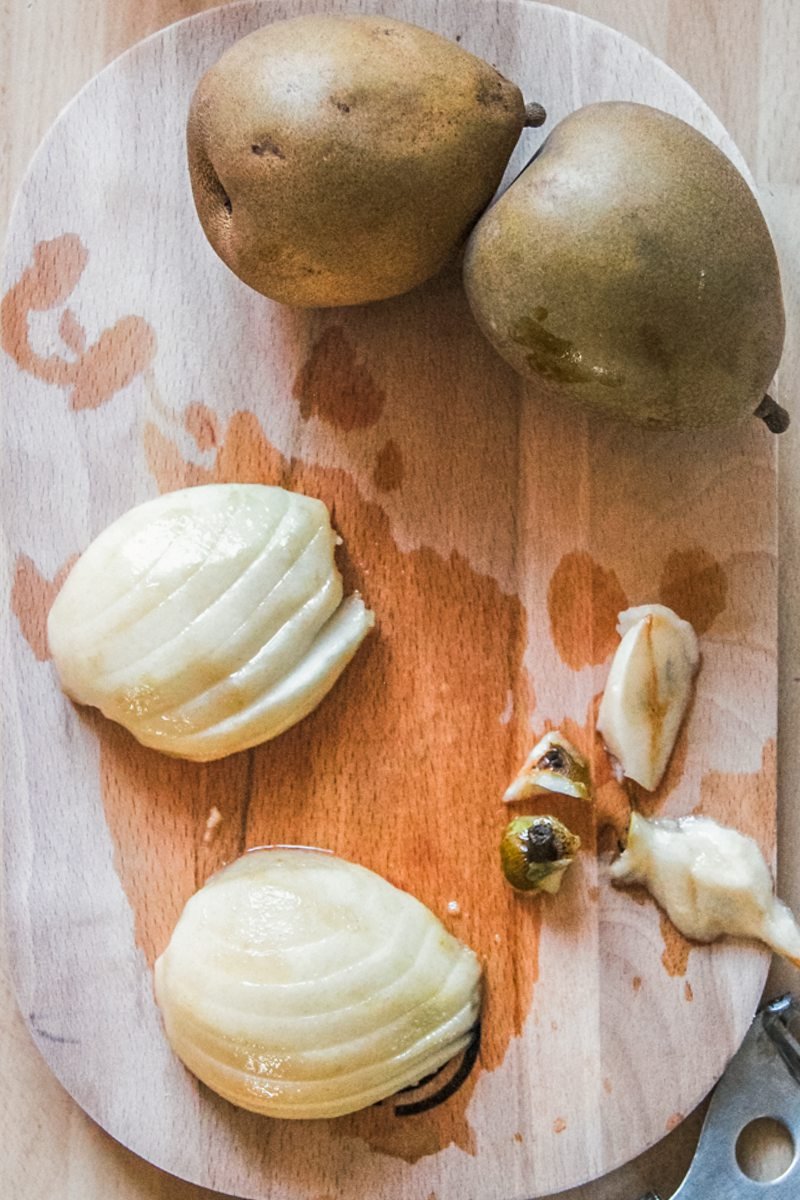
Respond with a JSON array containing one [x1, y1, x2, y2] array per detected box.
[[597, 604, 699, 791], [504, 730, 590, 802], [500, 815, 581, 894]]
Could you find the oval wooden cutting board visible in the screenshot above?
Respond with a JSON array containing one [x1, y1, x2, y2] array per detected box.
[[0, 1, 779, 1197]]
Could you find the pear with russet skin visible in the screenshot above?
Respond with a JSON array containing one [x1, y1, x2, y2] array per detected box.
[[188, 13, 543, 308], [463, 101, 787, 432]]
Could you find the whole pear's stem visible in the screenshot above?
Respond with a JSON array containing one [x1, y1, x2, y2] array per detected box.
[[754, 394, 791, 433], [524, 101, 547, 128]]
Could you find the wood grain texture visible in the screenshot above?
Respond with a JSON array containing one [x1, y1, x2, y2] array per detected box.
[[0, 2, 797, 1200]]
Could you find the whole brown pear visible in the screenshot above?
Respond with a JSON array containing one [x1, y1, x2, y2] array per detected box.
[[187, 14, 531, 307], [463, 102, 787, 431]]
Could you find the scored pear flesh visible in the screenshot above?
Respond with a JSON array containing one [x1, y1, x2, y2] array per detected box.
[[611, 813, 800, 966], [47, 484, 374, 761], [154, 848, 482, 1118], [597, 604, 699, 791]]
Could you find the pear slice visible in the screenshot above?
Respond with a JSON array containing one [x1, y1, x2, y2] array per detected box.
[[597, 604, 699, 791]]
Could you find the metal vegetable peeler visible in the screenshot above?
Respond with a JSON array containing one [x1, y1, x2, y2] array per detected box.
[[639, 994, 800, 1198]]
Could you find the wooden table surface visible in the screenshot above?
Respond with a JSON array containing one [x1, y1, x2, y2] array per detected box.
[[2, 2, 798, 1198]]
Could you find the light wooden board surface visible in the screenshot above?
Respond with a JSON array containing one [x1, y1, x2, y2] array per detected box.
[[1, 1, 798, 1199]]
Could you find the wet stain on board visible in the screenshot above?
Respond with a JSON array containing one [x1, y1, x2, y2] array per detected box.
[[183, 402, 220, 452], [1, 235, 156, 410], [372, 438, 405, 492], [694, 739, 776, 855], [660, 912, 693, 978], [11, 555, 77, 661], [658, 546, 727, 634], [548, 552, 627, 670], [293, 326, 385, 431]]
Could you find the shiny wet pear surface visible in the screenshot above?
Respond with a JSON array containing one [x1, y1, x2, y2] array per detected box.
[[154, 847, 482, 1118], [47, 484, 374, 760]]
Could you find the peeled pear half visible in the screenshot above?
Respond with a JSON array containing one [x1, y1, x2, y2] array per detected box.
[[47, 484, 374, 761], [155, 847, 482, 1118], [464, 102, 787, 431]]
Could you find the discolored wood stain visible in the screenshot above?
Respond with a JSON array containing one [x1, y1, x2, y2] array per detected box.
[[659, 912, 692, 978], [138, 408, 537, 1161], [2, 236, 87, 379], [1, 235, 156, 410], [183, 401, 220, 452], [58, 308, 87, 355], [547, 551, 627, 670], [694, 739, 776, 854], [292, 326, 385, 431], [372, 439, 405, 492], [658, 546, 727, 635], [11, 555, 77, 661], [82, 713, 253, 963]]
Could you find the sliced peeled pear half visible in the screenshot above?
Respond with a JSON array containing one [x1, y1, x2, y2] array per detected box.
[[47, 484, 374, 761], [154, 847, 483, 1118], [597, 604, 699, 791]]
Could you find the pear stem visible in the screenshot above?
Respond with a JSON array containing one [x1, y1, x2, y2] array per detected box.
[[754, 394, 790, 433], [524, 101, 547, 128]]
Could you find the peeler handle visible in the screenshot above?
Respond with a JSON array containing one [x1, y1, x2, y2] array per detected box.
[[637, 995, 800, 1200]]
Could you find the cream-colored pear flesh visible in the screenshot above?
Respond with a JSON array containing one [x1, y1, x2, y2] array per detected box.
[[612, 813, 800, 966], [597, 604, 699, 791], [154, 848, 482, 1118], [47, 484, 374, 761]]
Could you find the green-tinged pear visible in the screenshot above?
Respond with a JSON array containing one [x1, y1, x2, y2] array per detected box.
[[464, 102, 787, 431]]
